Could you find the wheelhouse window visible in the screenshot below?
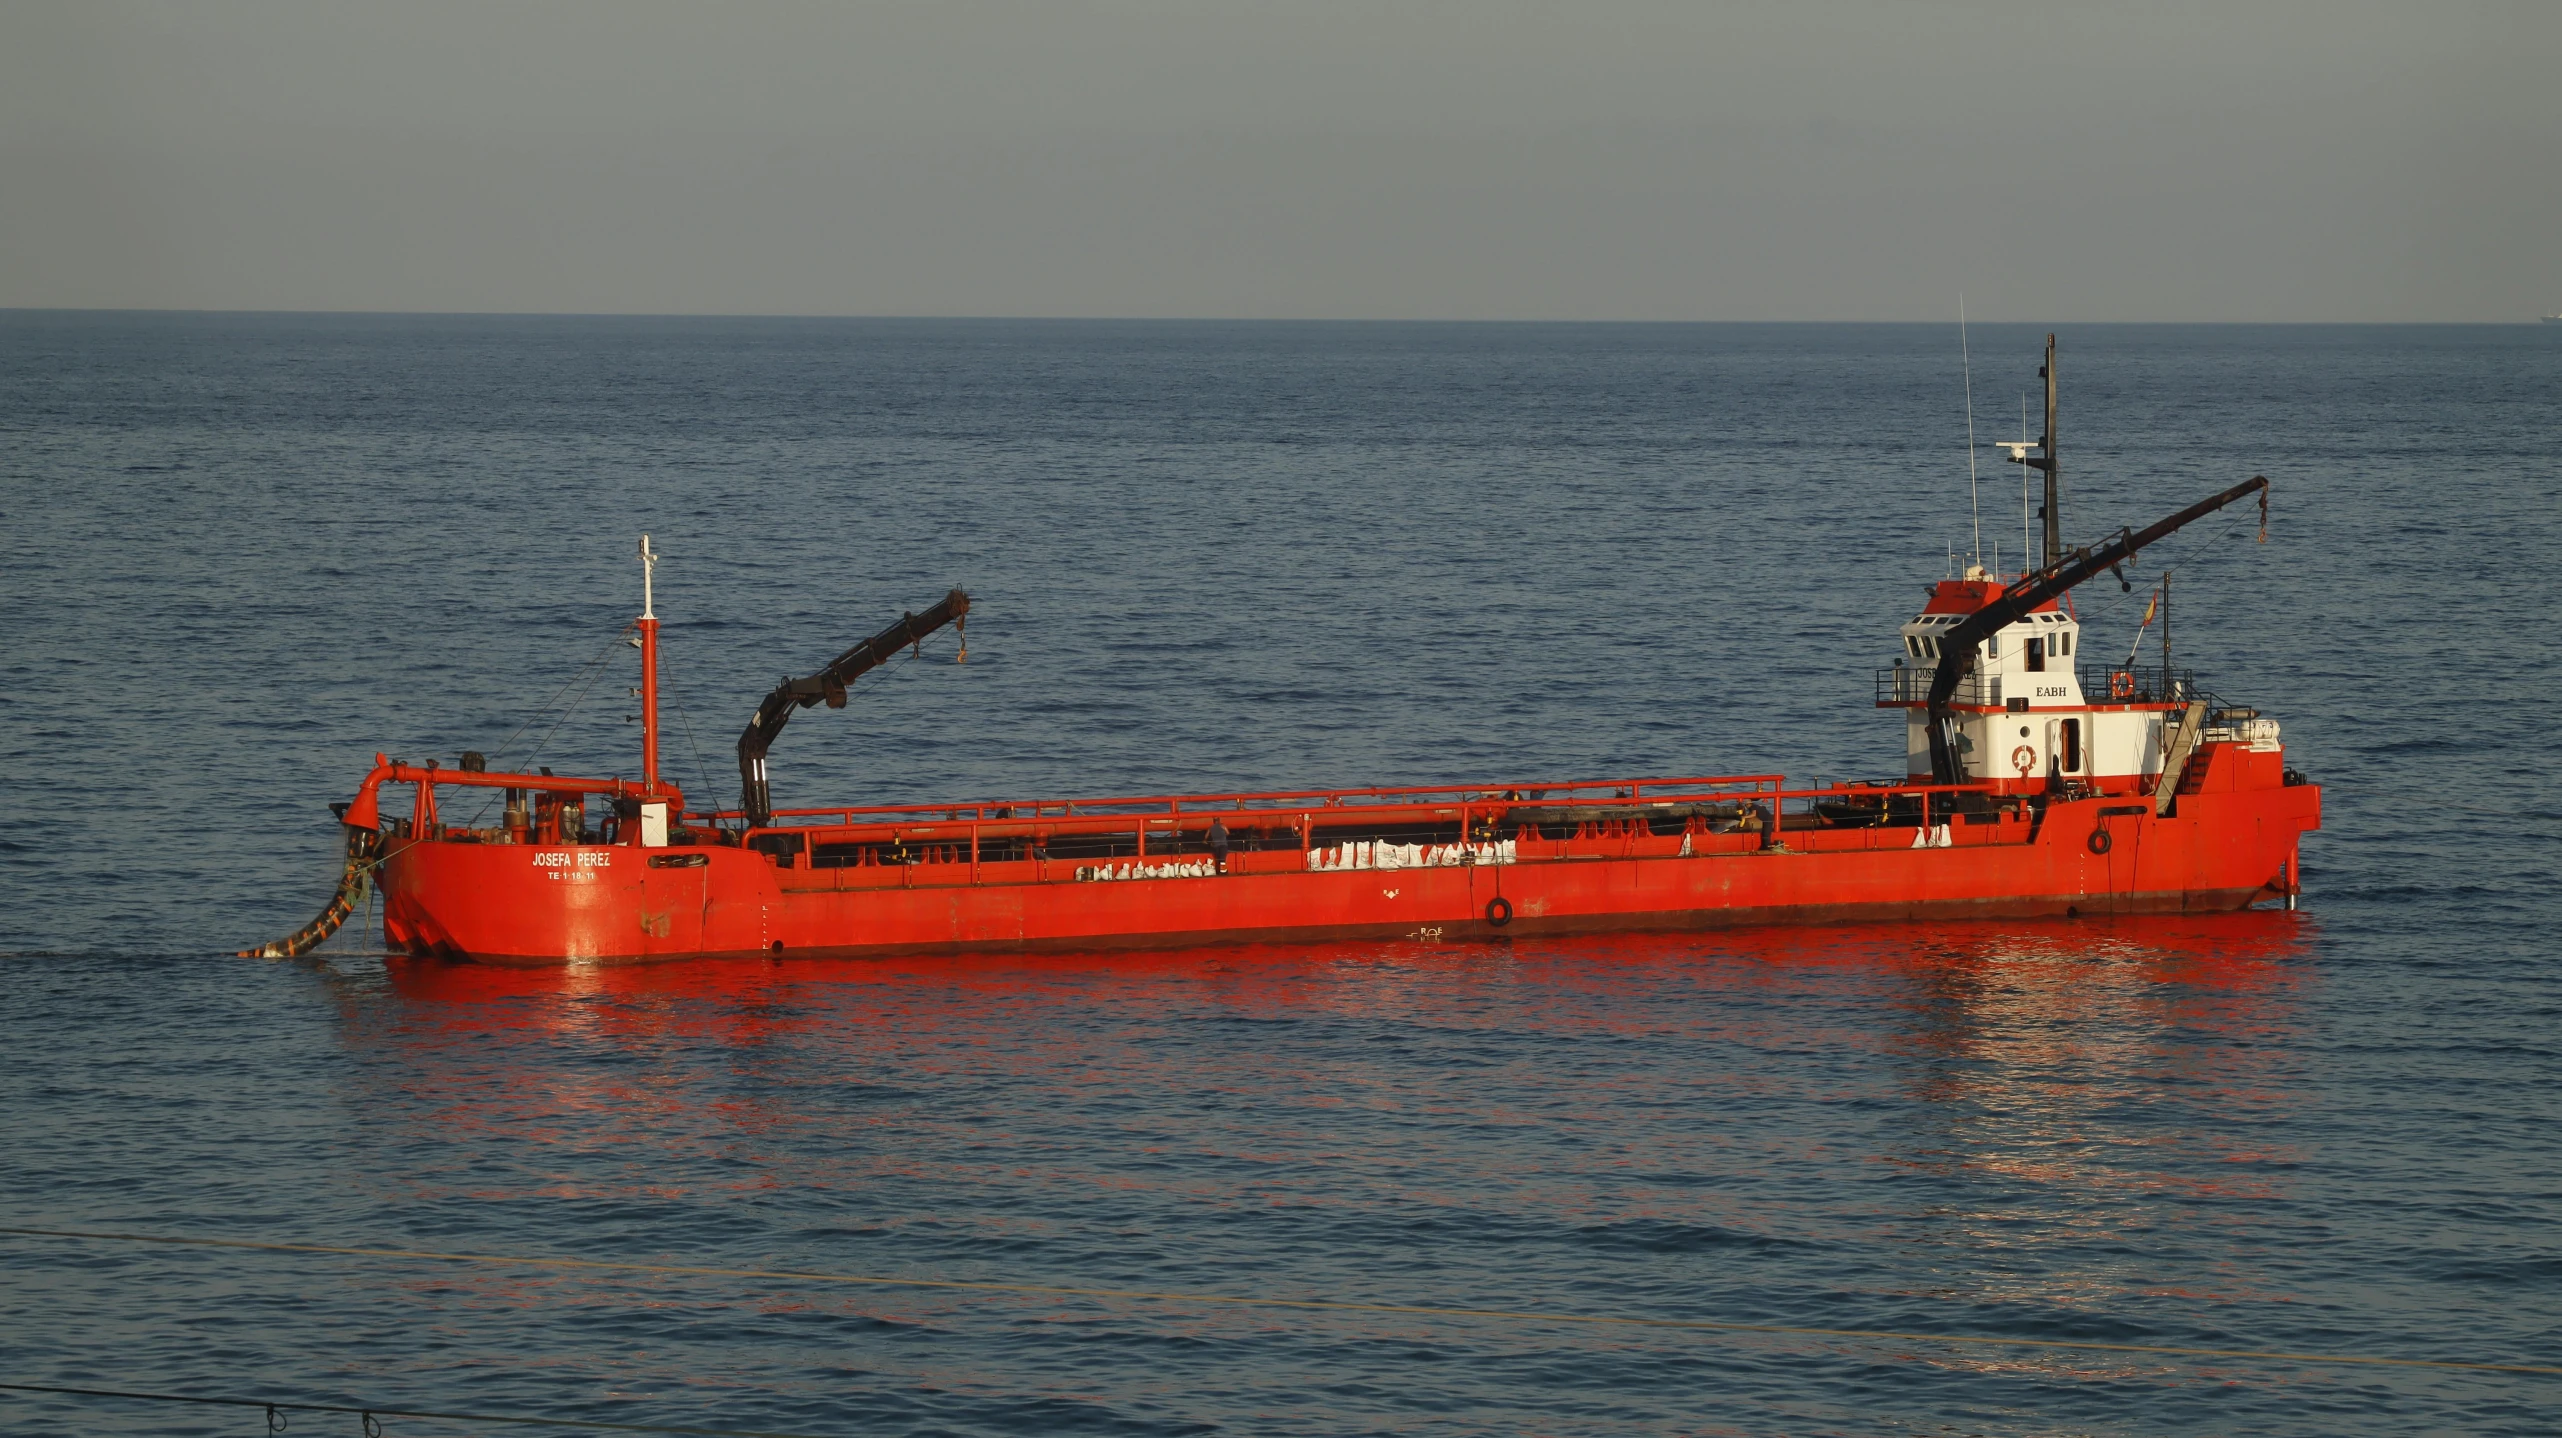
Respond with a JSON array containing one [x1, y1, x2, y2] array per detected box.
[[2026, 636, 2046, 672]]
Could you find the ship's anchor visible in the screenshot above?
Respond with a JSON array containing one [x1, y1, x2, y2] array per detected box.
[[236, 826, 383, 959]]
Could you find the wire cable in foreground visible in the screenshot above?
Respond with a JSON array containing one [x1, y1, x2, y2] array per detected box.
[[5, 1224, 2558, 1378], [0, 1381, 820, 1437]]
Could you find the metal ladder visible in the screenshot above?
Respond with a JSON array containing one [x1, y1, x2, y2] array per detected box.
[[2153, 700, 2209, 817]]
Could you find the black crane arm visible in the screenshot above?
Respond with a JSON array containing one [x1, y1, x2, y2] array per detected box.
[[1924, 477, 2267, 785], [736, 588, 970, 825]]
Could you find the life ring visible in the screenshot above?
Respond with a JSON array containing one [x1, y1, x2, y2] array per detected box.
[[1485, 895, 1514, 928], [2087, 828, 2113, 855], [2110, 670, 2136, 700], [2012, 744, 2038, 776]]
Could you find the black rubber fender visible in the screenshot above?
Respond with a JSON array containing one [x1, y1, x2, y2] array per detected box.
[[1485, 895, 1514, 927], [2088, 827, 2114, 855]]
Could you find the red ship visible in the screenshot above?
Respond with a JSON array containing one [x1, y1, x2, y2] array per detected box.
[[245, 340, 2319, 965]]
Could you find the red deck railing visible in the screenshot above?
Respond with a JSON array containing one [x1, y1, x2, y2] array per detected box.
[[681, 774, 2027, 883], [708, 772, 1793, 830], [377, 760, 2043, 865]]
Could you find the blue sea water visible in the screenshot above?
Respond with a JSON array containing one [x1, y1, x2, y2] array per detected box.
[[2, 313, 2558, 1435]]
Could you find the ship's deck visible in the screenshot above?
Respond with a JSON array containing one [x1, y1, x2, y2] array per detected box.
[[696, 772, 2081, 887]]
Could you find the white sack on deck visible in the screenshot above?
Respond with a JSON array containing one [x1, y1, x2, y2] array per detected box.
[[1307, 840, 1515, 872]]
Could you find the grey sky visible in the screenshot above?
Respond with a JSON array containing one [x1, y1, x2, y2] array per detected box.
[[4, 1, 2554, 320]]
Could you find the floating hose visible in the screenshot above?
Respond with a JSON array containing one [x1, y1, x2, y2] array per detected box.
[[236, 827, 382, 959]]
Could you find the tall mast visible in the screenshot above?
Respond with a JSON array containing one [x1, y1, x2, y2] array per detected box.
[[638, 534, 661, 792], [2040, 333, 2061, 567], [2001, 335, 2063, 572]]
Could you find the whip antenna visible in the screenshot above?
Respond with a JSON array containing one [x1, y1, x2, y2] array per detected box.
[[1960, 296, 1981, 569]]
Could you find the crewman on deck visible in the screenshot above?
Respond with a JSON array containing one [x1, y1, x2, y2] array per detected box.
[[1207, 817, 1231, 874]]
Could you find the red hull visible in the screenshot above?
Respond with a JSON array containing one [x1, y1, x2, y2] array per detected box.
[[377, 777, 2318, 967], [325, 499, 2327, 969]]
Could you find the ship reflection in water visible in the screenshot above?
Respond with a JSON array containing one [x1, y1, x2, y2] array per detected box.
[[341, 914, 2314, 1392]]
